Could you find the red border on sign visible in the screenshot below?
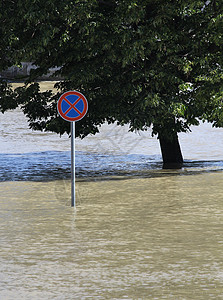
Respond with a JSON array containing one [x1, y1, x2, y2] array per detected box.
[[57, 91, 88, 122]]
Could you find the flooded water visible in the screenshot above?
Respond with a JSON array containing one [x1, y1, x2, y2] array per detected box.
[[1, 87, 223, 299], [1, 107, 223, 181]]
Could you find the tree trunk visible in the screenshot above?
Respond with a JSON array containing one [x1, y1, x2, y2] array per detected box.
[[159, 134, 183, 169]]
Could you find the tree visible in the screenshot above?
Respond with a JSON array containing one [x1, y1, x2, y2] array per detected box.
[[0, 0, 223, 168]]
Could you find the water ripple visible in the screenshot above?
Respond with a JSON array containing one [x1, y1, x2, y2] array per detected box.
[[1, 151, 223, 182]]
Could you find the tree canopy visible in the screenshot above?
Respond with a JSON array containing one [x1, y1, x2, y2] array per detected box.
[[0, 0, 223, 165]]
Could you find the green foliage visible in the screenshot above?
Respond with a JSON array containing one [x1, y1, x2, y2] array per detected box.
[[0, 0, 223, 140]]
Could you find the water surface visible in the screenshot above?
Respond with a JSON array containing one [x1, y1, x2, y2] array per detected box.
[[1, 108, 223, 181], [1, 175, 223, 299], [1, 98, 223, 299]]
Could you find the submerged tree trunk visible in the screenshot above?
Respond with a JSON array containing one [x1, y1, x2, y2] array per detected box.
[[159, 134, 183, 169]]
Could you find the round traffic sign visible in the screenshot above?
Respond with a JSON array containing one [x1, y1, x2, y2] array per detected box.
[[57, 90, 88, 122]]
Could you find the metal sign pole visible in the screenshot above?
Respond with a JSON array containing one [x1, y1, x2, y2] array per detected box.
[[71, 121, 75, 207], [57, 90, 88, 208]]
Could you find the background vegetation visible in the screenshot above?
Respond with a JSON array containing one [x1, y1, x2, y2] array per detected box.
[[0, 0, 222, 166]]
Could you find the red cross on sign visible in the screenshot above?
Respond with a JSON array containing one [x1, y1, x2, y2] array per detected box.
[[57, 91, 88, 122]]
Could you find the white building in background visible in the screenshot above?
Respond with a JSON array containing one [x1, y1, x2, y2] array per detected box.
[[0, 62, 61, 80]]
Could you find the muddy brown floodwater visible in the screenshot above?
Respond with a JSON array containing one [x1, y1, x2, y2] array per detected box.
[[1, 82, 223, 299]]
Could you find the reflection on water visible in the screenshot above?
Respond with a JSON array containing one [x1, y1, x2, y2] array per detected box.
[[1, 174, 223, 299]]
